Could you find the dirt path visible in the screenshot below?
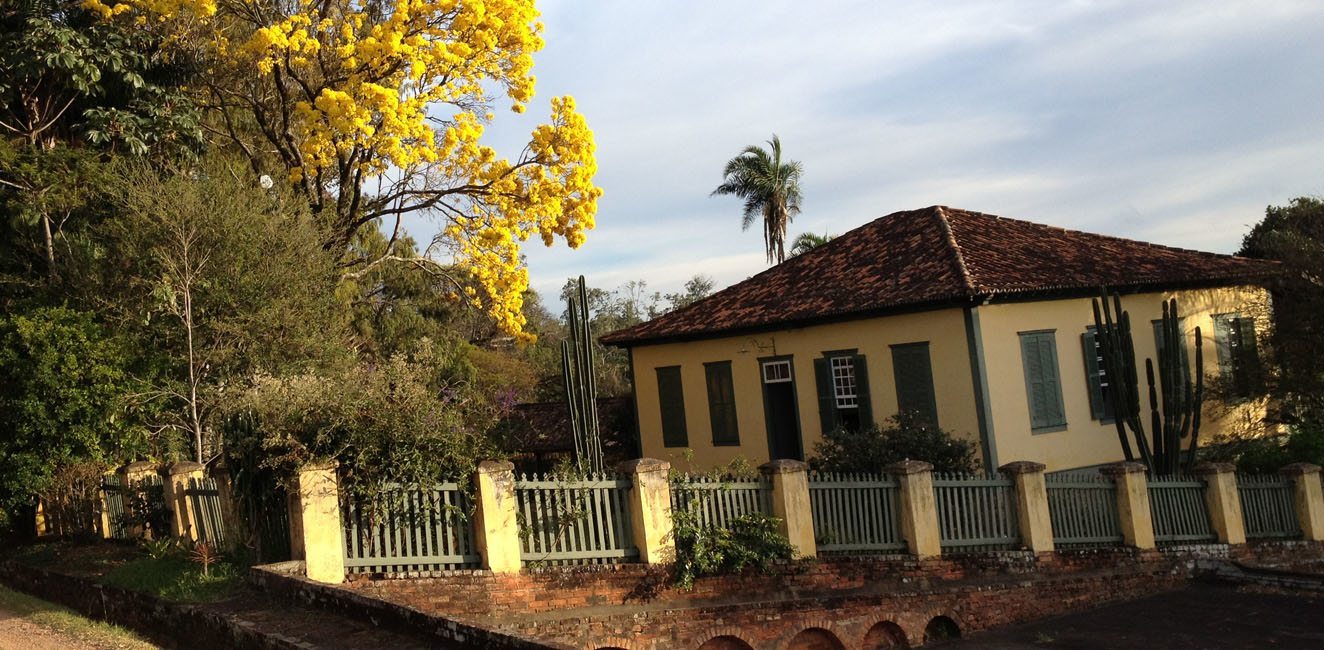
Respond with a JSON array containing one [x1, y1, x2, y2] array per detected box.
[[0, 602, 156, 650]]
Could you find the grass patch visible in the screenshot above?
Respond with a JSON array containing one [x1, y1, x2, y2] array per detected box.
[[101, 555, 242, 603], [0, 583, 155, 649]]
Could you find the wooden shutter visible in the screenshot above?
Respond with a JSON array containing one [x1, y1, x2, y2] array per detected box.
[[853, 354, 874, 429], [1233, 317, 1263, 396], [1213, 315, 1235, 379], [656, 366, 688, 447], [705, 362, 739, 446], [1020, 332, 1066, 430], [1081, 329, 1108, 421], [813, 357, 836, 435], [891, 344, 937, 427]]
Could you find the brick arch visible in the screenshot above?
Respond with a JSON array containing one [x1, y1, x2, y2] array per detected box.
[[696, 627, 757, 650], [923, 615, 962, 644], [787, 627, 846, 650], [591, 636, 646, 650], [861, 620, 909, 649]]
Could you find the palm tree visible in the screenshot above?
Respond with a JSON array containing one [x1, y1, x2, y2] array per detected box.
[[711, 135, 804, 264], [789, 232, 836, 257]]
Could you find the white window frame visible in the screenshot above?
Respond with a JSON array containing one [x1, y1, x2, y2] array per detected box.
[[762, 360, 792, 384], [830, 356, 858, 409]]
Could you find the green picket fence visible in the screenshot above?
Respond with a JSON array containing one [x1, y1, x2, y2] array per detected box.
[[100, 474, 167, 540], [1046, 474, 1123, 547], [1238, 474, 1301, 540], [808, 472, 906, 553], [933, 472, 1020, 552], [342, 483, 481, 574], [1148, 475, 1216, 545], [184, 476, 227, 546], [670, 475, 772, 530], [515, 473, 638, 565]]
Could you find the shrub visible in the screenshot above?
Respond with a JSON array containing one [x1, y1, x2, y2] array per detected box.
[[810, 412, 977, 474], [671, 509, 795, 591]]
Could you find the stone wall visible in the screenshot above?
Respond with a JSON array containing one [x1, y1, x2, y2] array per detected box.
[[333, 541, 1324, 649]]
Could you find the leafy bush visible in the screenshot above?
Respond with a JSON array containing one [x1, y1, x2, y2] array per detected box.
[[1204, 412, 1324, 473], [810, 412, 977, 474], [671, 509, 795, 590]]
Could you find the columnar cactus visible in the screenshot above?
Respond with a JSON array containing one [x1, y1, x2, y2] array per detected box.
[[1091, 289, 1204, 475], [563, 276, 604, 472]]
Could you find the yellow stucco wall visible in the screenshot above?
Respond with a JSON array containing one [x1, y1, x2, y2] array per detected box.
[[974, 285, 1272, 471], [629, 308, 982, 472]]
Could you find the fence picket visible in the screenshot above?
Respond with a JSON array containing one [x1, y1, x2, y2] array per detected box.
[[514, 473, 638, 566], [1046, 474, 1122, 547], [1238, 474, 1301, 540], [342, 482, 480, 574], [1148, 475, 1216, 545]]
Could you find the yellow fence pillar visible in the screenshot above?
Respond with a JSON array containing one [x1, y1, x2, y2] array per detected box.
[[760, 460, 817, 559], [886, 460, 942, 558], [120, 461, 158, 540], [1281, 463, 1324, 542], [474, 460, 523, 574], [291, 460, 344, 584], [34, 501, 48, 538], [619, 458, 675, 565], [1101, 462, 1156, 550], [98, 470, 115, 539], [1000, 461, 1054, 553], [163, 461, 205, 541], [1195, 461, 1246, 545]]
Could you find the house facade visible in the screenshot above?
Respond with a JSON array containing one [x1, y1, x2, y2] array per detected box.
[[602, 206, 1276, 473]]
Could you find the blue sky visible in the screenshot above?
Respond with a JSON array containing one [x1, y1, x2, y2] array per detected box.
[[400, 0, 1324, 301]]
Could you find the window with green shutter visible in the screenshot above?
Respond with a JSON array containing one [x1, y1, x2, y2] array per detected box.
[[891, 342, 938, 427], [813, 352, 872, 433], [704, 361, 739, 446], [656, 366, 688, 447], [1081, 328, 1114, 422], [1214, 314, 1263, 398], [1151, 318, 1190, 366], [1019, 331, 1067, 432]]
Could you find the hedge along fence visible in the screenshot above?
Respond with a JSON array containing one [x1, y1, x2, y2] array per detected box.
[[514, 473, 638, 566], [183, 477, 227, 546], [807, 472, 906, 553], [342, 483, 481, 574], [669, 474, 772, 530], [1238, 474, 1302, 540], [1046, 473, 1124, 547], [1148, 475, 1216, 545], [933, 472, 1020, 552]]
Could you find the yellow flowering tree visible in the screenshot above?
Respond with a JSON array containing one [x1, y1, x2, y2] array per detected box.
[[84, 0, 602, 338]]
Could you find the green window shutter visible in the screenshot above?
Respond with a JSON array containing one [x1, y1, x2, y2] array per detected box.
[[853, 354, 874, 429], [656, 366, 688, 447], [705, 362, 739, 446], [891, 344, 937, 428], [813, 357, 837, 435], [1081, 329, 1108, 421], [1233, 317, 1263, 396], [1020, 332, 1066, 430], [1213, 315, 1235, 379]]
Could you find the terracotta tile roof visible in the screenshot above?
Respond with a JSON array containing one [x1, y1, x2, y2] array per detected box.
[[601, 206, 1277, 346]]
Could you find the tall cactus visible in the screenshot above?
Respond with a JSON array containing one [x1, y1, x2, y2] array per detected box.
[[563, 276, 604, 472], [1091, 289, 1204, 475]]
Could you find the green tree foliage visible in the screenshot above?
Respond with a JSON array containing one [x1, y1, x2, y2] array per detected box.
[[712, 134, 804, 264], [222, 343, 501, 501], [99, 158, 347, 460], [0, 306, 141, 527], [1239, 197, 1324, 418], [671, 509, 795, 590], [810, 413, 978, 474], [789, 232, 835, 257]]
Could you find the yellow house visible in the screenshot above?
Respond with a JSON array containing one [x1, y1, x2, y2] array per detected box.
[[601, 206, 1278, 473]]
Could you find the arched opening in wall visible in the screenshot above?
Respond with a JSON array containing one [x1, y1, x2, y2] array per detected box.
[[697, 636, 754, 650], [788, 627, 846, 650], [924, 616, 962, 644], [595, 647, 628, 650], [862, 620, 909, 648]]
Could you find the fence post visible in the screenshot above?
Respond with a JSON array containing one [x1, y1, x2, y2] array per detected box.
[[474, 460, 523, 574], [1100, 462, 1155, 550], [120, 461, 157, 540], [34, 500, 48, 538], [619, 458, 675, 564], [163, 461, 205, 541], [885, 460, 941, 558], [1000, 461, 1054, 553], [1194, 461, 1246, 545], [1280, 463, 1324, 542], [210, 464, 242, 549], [759, 460, 816, 559], [98, 470, 115, 539], [290, 460, 344, 584]]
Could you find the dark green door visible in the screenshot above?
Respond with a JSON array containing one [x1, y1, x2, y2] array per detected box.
[[761, 359, 803, 461]]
